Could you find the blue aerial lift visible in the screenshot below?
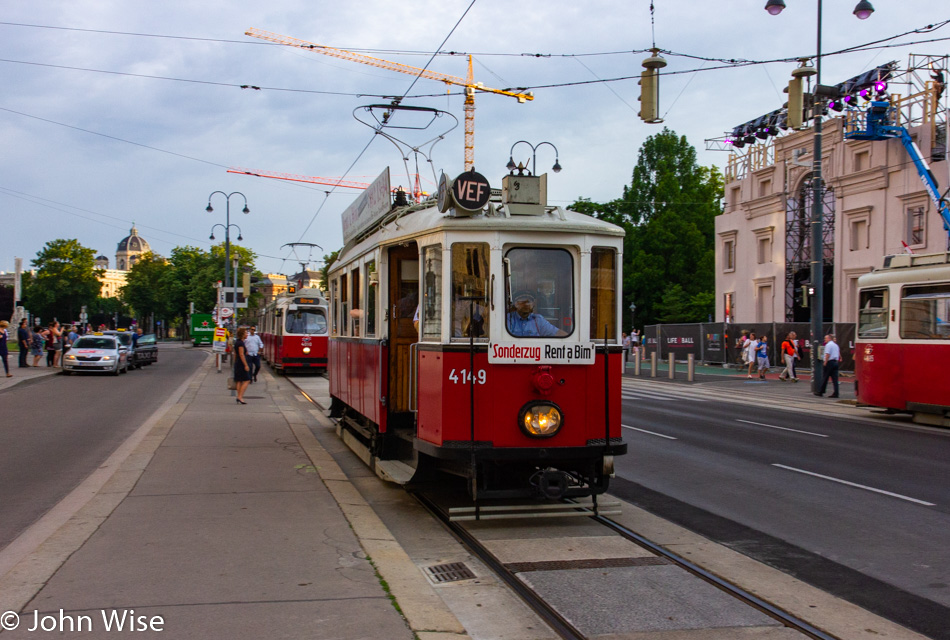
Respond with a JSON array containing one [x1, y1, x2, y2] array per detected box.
[[845, 100, 950, 234]]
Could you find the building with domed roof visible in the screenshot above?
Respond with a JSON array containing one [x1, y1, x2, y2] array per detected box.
[[115, 225, 151, 271], [94, 225, 154, 298]]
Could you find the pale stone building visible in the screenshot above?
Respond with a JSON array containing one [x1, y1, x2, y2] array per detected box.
[[716, 59, 947, 325]]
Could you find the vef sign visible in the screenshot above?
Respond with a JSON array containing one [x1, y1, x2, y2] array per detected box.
[[451, 170, 491, 214]]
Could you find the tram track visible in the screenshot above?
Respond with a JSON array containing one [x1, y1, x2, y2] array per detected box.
[[412, 489, 840, 640], [285, 372, 840, 639]]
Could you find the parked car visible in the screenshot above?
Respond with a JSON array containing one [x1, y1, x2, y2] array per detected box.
[[62, 334, 129, 375], [130, 333, 158, 368]]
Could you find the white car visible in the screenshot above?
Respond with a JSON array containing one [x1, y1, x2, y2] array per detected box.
[[63, 334, 130, 375]]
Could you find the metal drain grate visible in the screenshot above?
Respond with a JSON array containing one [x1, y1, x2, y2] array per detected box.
[[425, 562, 477, 583]]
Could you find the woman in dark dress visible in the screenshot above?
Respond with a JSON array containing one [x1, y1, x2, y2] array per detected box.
[[233, 327, 251, 404]]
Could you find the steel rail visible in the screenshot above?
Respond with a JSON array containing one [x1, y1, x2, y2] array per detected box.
[[592, 515, 841, 640], [411, 490, 588, 640]]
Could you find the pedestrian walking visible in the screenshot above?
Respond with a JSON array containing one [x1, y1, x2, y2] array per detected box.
[[736, 330, 750, 366], [816, 334, 842, 398], [778, 331, 799, 382], [30, 325, 44, 367], [622, 332, 631, 367], [245, 326, 264, 382], [17, 319, 31, 368], [232, 327, 251, 404], [0, 321, 10, 377], [46, 321, 63, 367], [756, 335, 770, 379], [744, 332, 758, 378]]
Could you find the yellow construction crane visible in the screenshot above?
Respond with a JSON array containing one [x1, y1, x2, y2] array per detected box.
[[246, 27, 534, 171]]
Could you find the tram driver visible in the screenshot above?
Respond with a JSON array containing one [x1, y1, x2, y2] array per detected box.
[[507, 291, 567, 338]]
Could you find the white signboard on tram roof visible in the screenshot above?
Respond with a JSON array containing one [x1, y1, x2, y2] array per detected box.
[[488, 341, 597, 365], [342, 167, 392, 245]]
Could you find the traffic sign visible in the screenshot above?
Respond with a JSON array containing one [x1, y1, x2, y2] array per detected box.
[[220, 307, 234, 318]]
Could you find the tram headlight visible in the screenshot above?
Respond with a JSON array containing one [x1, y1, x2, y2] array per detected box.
[[518, 401, 563, 438], [302, 347, 311, 354]]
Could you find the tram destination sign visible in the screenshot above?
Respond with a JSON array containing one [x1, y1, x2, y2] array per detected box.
[[489, 341, 597, 365], [342, 167, 392, 245]]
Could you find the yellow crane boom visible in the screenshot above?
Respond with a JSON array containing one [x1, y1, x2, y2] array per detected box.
[[246, 27, 534, 171]]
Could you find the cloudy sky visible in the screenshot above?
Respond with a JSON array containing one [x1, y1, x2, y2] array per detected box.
[[2, 1, 947, 277]]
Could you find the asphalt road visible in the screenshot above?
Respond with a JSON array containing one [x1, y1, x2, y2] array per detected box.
[[613, 379, 950, 639], [0, 345, 206, 552]]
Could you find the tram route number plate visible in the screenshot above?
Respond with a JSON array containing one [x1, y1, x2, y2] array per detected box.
[[489, 342, 597, 365]]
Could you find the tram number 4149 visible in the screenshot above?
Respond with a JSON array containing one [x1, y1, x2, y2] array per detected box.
[[448, 368, 486, 384]]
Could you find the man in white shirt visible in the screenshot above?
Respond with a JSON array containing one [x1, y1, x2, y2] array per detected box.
[[816, 334, 841, 398], [245, 326, 264, 383]]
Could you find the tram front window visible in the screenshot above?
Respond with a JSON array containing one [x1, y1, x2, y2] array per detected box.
[[505, 248, 573, 338], [285, 309, 328, 335], [452, 242, 490, 341]]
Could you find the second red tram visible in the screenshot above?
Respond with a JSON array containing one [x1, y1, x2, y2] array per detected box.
[[855, 251, 950, 426], [259, 289, 330, 372], [327, 169, 627, 500]]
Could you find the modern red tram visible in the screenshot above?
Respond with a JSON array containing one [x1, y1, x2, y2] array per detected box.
[[258, 288, 330, 372], [326, 168, 627, 500], [855, 251, 950, 426]]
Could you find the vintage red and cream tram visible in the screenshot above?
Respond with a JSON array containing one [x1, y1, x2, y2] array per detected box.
[[327, 168, 626, 500], [855, 251, 950, 426], [258, 288, 330, 372]]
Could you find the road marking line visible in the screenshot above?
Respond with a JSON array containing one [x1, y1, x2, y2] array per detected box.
[[621, 390, 706, 402], [736, 419, 829, 438], [622, 424, 678, 440], [772, 464, 936, 506]]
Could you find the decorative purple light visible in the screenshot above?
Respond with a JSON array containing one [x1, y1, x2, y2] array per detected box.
[[874, 81, 888, 93], [859, 88, 871, 100]]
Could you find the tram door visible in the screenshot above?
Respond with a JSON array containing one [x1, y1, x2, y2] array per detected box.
[[388, 243, 419, 417]]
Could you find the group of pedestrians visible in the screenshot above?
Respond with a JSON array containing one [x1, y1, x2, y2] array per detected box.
[[621, 329, 640, 366], [738, 330, 802, 381], [735, 329, 842, 397], [1, 319, 82, 375], [231, 325, 263, 404]]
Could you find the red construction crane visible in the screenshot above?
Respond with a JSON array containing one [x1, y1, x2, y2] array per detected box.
[[227, 167, 429, 200], [245, 27, 534, 171]]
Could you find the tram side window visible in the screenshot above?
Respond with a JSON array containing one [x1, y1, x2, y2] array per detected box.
[[421, 245, 442, 340], [857, 288, 888, 338], [330, 278, 339, 336], [504, 247, 573, 338], [590, 248, 617, 341], [366, 260, 377, 337], [351, 267, 361, 337], [340, 273, 349, 336], [900, 284, 950, 340], [451, 243, 490, 341]]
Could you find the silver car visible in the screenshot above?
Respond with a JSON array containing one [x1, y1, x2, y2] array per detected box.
[[63, 334, 130, 375]]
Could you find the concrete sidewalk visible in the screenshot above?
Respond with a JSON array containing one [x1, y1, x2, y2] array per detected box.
[[0, 357, 467, 639]]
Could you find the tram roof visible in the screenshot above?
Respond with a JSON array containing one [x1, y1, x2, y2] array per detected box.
[[333, 201, 624, 268], [858, 251, 950, 288]]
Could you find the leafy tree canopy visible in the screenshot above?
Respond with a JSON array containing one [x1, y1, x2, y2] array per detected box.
[[569, 128, 723, 328], [21, 239, 101, 323]]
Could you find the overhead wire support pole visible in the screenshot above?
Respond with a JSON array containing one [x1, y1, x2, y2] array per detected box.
[[810, 0, 825, 395]]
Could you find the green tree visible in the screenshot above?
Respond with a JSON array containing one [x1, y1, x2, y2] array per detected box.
[[319, 249, 340, 290], [21, 239, 102, 323], [120, 252, 174, 328], [570, 128, 722, 328]]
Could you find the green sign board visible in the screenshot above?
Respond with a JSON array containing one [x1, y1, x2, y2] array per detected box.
[[190, 313, 215, 345]]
